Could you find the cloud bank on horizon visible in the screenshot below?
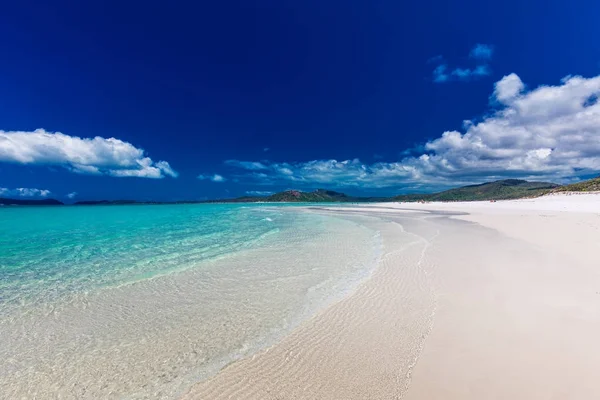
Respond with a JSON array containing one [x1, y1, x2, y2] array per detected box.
[[226, 72, 600, 190], [0, 187, 51, 198], [0, 129, 178, 179]]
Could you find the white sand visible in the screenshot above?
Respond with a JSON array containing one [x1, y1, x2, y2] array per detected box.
[[182, 193, 600, 399]]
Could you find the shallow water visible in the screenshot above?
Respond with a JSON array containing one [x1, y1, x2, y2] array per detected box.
[[0, 204, 381, 399]]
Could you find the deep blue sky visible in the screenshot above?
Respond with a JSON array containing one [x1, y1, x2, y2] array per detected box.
[[1, 0, 600, 200]]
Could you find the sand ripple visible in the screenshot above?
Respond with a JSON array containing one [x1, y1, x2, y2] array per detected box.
[[182, 214, 439, 400]]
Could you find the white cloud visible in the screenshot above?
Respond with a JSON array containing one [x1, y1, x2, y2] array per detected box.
[[0, 187, 51, 198], [198, 173, 227, 182], [227, 73, 600, 189], [66, 192, 78, 199], [493, 73, 525, 103], [0, 129, 178, 178]]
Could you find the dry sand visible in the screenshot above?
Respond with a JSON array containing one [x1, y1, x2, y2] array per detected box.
[[182, 193, 600, 399]]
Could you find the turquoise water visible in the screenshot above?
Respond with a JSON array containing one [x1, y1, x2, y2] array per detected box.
[[0, 203, 381, 399], [1, 204, 305, 310]]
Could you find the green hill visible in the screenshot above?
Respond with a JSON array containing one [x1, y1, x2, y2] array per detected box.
[[394, 179, 559, 202], [551, 176, 600, 193]]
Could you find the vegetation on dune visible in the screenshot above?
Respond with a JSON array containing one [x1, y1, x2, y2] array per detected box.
[[551, 176, 600, 193]]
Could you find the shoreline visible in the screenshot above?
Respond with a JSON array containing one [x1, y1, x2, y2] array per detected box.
[[182, 193, 600, 399], [182, 210, 438, 399], [0, 206, 382, 399]]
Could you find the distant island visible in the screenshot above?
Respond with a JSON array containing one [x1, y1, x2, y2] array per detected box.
[[2, 177, 598, 207], [0, 198, 64, 206]]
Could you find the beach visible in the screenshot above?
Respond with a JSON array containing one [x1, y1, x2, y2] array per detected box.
[[183, 193, 600, 399], [1, 194, 599, 399]]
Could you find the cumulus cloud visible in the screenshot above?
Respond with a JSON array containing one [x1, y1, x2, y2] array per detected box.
[[493, 73, 525, 103], [432, 44, 493, 83], [0, 129, 178, 178], [198, 173, 227, 182], [66, 192, 78, 199], [226, 73, 600, 189], [0, 187, 51, 198]]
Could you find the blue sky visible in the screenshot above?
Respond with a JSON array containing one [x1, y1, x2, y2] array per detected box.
[[1, 0, 600, 201]]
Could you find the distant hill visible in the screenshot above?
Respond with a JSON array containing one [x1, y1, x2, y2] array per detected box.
[[394, 179, 559, 202], [213, 189, 361, 203], [227, 189, 390, 203], [0, 198, 64, 206], [219, 181, 560, 203], [265, 189, 356, 202], [551, 176, 600, 193], [6, 178, 597, 208]]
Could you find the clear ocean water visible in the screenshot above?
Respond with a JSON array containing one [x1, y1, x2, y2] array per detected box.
[[0, 204, 381, 399], [1, 204, 303, 309]]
